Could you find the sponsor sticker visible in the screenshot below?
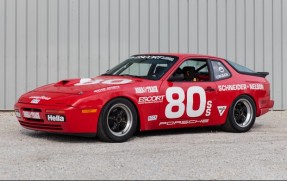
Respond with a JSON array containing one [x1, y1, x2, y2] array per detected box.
[[130, 55, 175, 61], [218, 67, 224, 73], [218, 83, 264, 91], [29, 96, 51, 100], [218, 84, 247, 91], [23, 111, 41, 119], [94, 86, 120, 93], [217, 106, 227, 116], [47, 114, 65, 122], [135, 86, 158, 94], [31, 99, 40, 104], [75, 78, 132, 86], [249, 83, 264, 90], [215, 73, 230, 79], [138, 95, 165, 104], [148, 115, 158, 121]]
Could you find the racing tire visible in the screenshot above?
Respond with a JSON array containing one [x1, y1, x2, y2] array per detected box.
[[223, 95, 256, 133], [97, 98, 138, 142]]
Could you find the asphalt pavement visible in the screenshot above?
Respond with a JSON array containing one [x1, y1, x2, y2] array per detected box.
[[0, 110, 286, 180]]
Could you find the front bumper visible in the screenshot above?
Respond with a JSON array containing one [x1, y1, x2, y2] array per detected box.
[[14, 102, 100, 134]]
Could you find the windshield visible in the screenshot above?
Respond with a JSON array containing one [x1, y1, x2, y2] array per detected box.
[[103, 55, 179, 80]]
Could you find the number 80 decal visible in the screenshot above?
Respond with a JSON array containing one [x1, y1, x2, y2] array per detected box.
[[165, 86, 212, 119]]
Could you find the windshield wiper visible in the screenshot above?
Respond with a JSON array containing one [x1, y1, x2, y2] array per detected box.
[[119, 74, 144, 79], [101, 73, 114, 76]]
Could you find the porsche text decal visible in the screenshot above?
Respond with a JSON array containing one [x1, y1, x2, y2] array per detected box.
[[159, 119, 209, 126]]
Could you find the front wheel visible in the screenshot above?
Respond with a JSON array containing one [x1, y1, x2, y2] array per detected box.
[[97, 98, 138, 142], [223, 95, 256, 132]]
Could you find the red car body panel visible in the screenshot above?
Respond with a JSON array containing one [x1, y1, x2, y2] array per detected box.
[[14, 53, 274, 134]]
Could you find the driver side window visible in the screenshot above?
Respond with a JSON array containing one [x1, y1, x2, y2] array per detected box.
[[169, 59, 210, 82]]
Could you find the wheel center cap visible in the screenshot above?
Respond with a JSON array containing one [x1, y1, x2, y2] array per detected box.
[[117, 117, 122, 122]]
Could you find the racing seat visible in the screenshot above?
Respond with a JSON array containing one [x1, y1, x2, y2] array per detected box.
[[182, 66, 197, 81]]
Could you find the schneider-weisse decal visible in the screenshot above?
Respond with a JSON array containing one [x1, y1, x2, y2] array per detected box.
[[218, 83, 264, 91]]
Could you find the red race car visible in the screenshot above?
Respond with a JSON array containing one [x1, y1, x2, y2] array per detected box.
[[14, 53, 274, 142]]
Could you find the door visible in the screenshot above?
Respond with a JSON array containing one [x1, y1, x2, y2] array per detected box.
[[158, 59, 218, 127]]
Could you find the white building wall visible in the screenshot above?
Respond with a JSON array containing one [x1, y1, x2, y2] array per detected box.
[[0, 0, 286, 110]]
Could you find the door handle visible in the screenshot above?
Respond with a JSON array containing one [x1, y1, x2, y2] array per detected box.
[[205, 86, 215, 92]]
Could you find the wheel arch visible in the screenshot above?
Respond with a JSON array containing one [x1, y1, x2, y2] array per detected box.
[[222, 93, 256, 125], [236, 93, 257, 115], [222, 93, 257, 132], [99, 96, 141, 133]]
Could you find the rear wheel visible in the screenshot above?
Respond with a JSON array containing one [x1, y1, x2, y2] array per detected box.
[[223, 95, 256, 132], [97, 98, 138, 142]]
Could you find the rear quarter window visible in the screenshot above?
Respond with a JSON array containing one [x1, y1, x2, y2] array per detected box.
[[211, 61, 231, 80], [227, 60, 255, 73]]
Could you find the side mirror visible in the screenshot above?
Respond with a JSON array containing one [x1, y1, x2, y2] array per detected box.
[[168, 74, 184, 82]]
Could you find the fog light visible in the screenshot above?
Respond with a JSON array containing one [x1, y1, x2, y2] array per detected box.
[[82, 109, 97, 113], [15, 110, 21, 118]]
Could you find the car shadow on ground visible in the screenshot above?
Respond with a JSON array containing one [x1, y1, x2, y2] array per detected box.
[[135, 126, 222, 138], [21, 130, 99, 143], [20, 126, 224, 143]]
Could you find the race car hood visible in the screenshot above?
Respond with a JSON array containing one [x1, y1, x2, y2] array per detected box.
[[34, 76, 140, 94], [17, 76, 146, 105]]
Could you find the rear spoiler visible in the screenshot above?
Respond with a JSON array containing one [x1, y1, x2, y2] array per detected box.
[[256, 72, 269, 78]]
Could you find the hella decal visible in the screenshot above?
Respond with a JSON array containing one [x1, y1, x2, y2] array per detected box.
[[47, 115, 65, 122]]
